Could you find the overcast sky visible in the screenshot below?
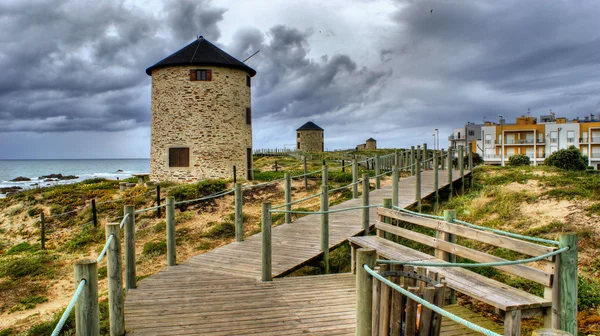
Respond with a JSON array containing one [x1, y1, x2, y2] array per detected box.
[[1, 0, 599, 159]]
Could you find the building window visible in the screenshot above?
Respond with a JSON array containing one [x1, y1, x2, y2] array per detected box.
[[246, 107, 251, 125], [567, 131, 574, 143], [468, 130, 475, 136], [550, 131, 558, 144], [297, 142, 300, 149], [297, 133, 300, 138], [169, 148, 190, 167], [246, 75, 251, 87], [190, 69, 212, 81]]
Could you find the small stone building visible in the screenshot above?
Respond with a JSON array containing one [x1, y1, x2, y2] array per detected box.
[[296, 121, 324, 152], [146, 36, 256, 182], [366, 138, 377, 150]]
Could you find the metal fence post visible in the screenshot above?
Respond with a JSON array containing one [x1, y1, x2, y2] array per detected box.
[[320, 184, 329, 274], [261, 202, 272, 281], [356, 248, 377, 336], [74, 259, 99, 336], [124, 205, 136, 290], [92, 199, 97, 228], [40, 213, 45, 250], [166, 197, 176, 266], [105, 223, 124, 336], [362, 174, 370, 235], [559, 233, 578, 335], [235, 183, 244, 239]]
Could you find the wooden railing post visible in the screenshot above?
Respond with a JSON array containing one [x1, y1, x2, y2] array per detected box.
[[394, 150, 399, 167], [392, 165, 399, 207], [322, 163, 328, 187], [441, 149, 446, 170], [124, 205, 136, 290], [434, 151, 439, 210], [284, 174, 292, 224], [156, 185, 161, 218], [320, 184, 329, 274], [559, 233, 578, 335], [261, 202, 272, 281], [469, 142, 474, 188], [362, 174, 370, 235], [416, 151, 422, 212], [447, 148, 453, 200], [40, 212, 45, 250], [423, 143, 428, 170], [74, 259, 99, 336], [459, 145, 465, 194], [165, 197, 176, 267], [352, 159, 359, 199], [303, 156, 308, 191], [356, 248, 377, 336], [234, 183, 245, 241], [442, 210, 457, 304], [375, 155, 381, 189], [92, 199, 98, 228], [410, 146, 416, 176], [105, 223, 124, 336]]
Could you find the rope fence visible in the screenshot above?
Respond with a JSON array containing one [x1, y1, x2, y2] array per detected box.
[[392, 206, 560, 246], [363, 264, 502, 336], [51, 279, 87, 336]]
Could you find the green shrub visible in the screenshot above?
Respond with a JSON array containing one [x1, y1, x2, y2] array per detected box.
[[9, 295, 48, 312], [154, 221, 166, 233], [62, 226, 104, 252], [26, 207, 43, 217], [142, 241, 167, 257], [203, 221, 235, 239], [168, 179, 228, 202], [579, 274, 600, 309], [508, 154, 531, 166], [0, 253, 56, 279], [26, 307, 74, 335], [4, 242, 39, 255], [175, 211, 195, 224], [0, 328, 14, 336], [544, 146, 587, 171]]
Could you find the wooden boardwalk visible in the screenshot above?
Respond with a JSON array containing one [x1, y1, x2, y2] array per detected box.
[[125, 170, 491, 335]]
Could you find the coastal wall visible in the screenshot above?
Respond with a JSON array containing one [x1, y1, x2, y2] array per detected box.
[[297, 130, 324, 152], [150, 65, 252, 182]]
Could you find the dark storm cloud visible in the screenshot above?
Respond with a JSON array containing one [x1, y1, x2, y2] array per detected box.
[[382, 0, 600, 132], [230, 25, 390, 124], [0, 0, 226, 133]]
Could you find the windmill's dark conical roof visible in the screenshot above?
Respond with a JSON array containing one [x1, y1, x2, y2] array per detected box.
[[366, 138, 376, 142], [297, 121, 324, 131], [146, 36, 256, 76]]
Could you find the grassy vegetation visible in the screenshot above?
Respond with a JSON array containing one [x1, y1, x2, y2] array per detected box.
[[420, 165, 600, 333]]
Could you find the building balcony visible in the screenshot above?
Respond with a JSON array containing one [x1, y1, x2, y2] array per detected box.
[[495, 139, 537, 145], [483, 154, 546, 160], [580, 137, 600, 143], [448, 135, 466, 141]]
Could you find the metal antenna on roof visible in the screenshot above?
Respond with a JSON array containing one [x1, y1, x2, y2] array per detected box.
[[527, 108, 530, 117], [243, 50, 260, 63]]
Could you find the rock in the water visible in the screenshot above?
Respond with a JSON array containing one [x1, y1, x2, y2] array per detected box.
[[39, 173, 78, 180], [116, 169, 124, 173], [11, 176, 31, 182], [0, 186, 23, 194]]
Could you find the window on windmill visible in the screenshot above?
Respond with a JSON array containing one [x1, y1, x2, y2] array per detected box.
[[190, 69, 212, 81], [169, 148, 190, 167], [246, 107, 252, 125], [246, 75, 251, 87]]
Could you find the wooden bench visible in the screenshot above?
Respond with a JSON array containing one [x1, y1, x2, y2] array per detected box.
[[349, 207, 561, 336]]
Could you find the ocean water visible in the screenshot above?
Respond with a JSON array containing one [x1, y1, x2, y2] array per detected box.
[[0, 159, 150, 197]]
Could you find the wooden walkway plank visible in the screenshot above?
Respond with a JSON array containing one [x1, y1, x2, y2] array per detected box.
[[125, 170, 473, 335]]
